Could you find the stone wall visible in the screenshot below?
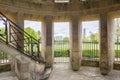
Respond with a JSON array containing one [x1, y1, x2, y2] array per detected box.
[[0, 0, 120, 19], [0, 41, 45, 80], [81, 59, 120, 71], [10, 56, 45, 80], [0, 64, 11, 73]]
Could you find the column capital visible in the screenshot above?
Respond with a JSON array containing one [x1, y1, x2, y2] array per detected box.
[[70, 15, 79, 20], [42, 15, 53, 21]]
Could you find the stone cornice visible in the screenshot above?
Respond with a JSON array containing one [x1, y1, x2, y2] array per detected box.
[[0, 0, 120, 20]]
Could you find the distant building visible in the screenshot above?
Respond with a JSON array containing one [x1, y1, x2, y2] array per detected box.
[[54, 34, 64, 41], [83, 28, 86, 40]]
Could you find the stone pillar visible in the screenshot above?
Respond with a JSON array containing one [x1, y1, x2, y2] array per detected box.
[[99, 13, 115, 75], [70, 16, 82, 71], [42, 16, 53, 68], [11, 12, 24, 51]]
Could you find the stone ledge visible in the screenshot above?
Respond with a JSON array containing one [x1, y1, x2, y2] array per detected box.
[[114, 62, 120, 70], [81, 59, 99, 67], [10, 56, 46, 80], [81, 59, 120, 70], [0, 64, 11, 72]]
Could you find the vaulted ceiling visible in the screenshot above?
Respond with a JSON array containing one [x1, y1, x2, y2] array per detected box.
[[0, 0, 120, 19]]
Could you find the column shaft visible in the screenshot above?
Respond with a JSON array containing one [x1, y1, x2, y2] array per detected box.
[[11, 12, 24, 51], [99, 13, 115, 75], [70, 16, 82, 71], [42, 16, 53, 68]]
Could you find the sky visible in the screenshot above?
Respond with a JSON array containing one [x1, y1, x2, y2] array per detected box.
[[1, 18, 120, 40], [0, 20, 99, 38], [24, 20, 42, 32], [82, 21, 99, 37], [0, 20, 5, 28], [54, 22, 69, 37], [24, 20, 99, 37]]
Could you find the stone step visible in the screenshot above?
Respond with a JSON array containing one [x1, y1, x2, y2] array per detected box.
[[0, 71, 18, 80], [41, 68, 52, 80]]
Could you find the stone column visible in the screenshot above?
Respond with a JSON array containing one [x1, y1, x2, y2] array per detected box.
[[99, 13, 115, 75], [11, 12, 24, 51], [42, 16, 53, 68], [70, 16, 82, 71]]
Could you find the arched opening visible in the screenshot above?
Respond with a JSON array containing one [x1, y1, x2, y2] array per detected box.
[[0, 17, 9, 63], [24, 20, 42, 57], [54, 22, 70, 65], [82, 20, 100, 61], [114, 18, 120, 62]]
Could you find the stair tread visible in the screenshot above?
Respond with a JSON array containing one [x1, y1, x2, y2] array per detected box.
[[41, 68, 52, 79]]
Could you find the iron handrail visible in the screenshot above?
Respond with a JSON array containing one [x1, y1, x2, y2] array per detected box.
[[0, 12, 45, 63], [0, 12, 39, 42]]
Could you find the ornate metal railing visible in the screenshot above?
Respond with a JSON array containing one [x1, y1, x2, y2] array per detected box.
[[0, 52, 9, 64], [0, 12, 44, 63], [115, 37, 120, 62], [54, 40, 100, 63], [82, 41, 99, 60], [54, 40, 70, 57], [54, 40, 70, 63]]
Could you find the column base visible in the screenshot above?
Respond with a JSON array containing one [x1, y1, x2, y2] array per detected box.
[[70, 51, 81, 71]]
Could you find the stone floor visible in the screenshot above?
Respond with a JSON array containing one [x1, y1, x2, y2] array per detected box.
[[48, 63, 120, 80], [1, 63, 120, 80], [0, 71, 18, 80]]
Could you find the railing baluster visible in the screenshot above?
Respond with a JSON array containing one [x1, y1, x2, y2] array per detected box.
[[37, 43, 40, 58], [5, 20, 8, 44], [0, 12, 44, 63], [82, 41, 99, 60]]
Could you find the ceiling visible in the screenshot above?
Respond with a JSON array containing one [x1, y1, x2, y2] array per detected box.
[[19, 0, 99, 4]]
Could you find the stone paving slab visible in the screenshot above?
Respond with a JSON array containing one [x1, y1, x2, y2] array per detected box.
[[0, 71, 18, 80], [0, 64, 120, 80], [48, 63, 120, 80]]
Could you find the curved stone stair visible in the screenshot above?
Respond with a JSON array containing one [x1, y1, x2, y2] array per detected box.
[[41, 68, 52, 80], [0, 68, 52, 80]]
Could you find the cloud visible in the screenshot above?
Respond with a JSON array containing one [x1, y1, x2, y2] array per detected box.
[[24, 20, 41, 32], [24, 20, 99, 37], [0, 21, 5, 28]]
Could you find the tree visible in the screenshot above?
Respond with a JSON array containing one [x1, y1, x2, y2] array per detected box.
[[0, 28, 6, 41], [24, 27, 40, 40], [90, 33, 99, 42], [63, 37, 69, 42], [0, 28, 5, 35], [115, 19, 120, 42]]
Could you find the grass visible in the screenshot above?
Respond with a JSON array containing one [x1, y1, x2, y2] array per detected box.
[[0, 52, 8, 59], [54, 42, 120, 58], [82, 50, 99, 58], [54, 51, 69, 57], [1, 42, 120, 58], [115, 50, 120, 58], [54, 42, 69, 57]]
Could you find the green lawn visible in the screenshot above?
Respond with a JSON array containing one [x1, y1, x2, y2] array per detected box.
[[54, 42, 120, 58], [54, 42, 69, 57], [1, 42, 120, 58], [0, 52, 8, 59]]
